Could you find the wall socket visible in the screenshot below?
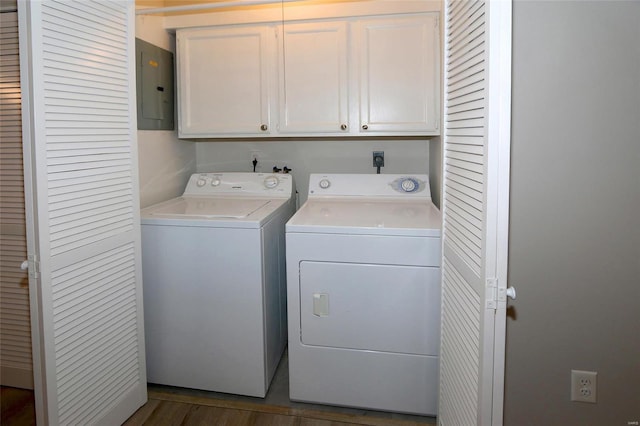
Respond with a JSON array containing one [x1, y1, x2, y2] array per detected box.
[[372, 151, 384, 167], [571, 370, 597, 403], [250, 150, 263, 163]]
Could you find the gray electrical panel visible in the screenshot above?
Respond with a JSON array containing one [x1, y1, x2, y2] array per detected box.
[[136, 38, 174, 130]]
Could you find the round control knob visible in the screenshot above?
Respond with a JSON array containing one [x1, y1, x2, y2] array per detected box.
[[196, 179, 206, 187], [264, 176, 279, 189], [400, 178, 418, 192], [210, 177, 221, 186], [318, 179, 331, 189]]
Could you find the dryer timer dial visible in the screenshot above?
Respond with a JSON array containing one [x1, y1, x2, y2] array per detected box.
[[391, 177, 424, 193], [401, 179, 417, 192]]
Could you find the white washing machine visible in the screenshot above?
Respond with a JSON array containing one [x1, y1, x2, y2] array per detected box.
[[286, 174, 441, 415], [141, 172, 294, 397]]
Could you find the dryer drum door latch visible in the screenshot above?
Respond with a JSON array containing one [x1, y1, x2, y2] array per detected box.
[[313, 293, 329, 317]]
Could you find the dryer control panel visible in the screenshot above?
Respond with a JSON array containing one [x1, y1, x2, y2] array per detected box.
[[183, 173, 293, 198], [308, 174, 431, 199]]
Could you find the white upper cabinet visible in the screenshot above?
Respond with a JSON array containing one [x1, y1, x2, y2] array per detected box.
[[358, 15, 440, 134], [278, 21, 350, 135], [176, 12, 440, 138], [177, 25, 275, 138]]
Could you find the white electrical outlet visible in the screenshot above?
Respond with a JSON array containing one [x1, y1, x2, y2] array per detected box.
[[571, 370, 597, 403]]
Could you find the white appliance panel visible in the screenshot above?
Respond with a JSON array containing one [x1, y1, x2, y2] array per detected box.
[[287, 199, 441, 236], [183, 173, 292, 197], [142, 225, 267, 396], [289, 344, 439, 415], [299, 261, 440, 355], [286, 232, 441, 267], [307, 173, 432, 198]]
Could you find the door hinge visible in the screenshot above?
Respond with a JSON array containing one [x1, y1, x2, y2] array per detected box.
[[28, 254, 40, 280], [486, 278, 498, 310]]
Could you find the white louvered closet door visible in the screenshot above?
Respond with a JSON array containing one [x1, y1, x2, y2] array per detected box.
[[439, 1, 512, 426], [18, 1, 147, 425]]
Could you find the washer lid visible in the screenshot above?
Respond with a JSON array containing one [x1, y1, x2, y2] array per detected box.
[[286, 199, 442, 237], [144, 197, 271, 219]]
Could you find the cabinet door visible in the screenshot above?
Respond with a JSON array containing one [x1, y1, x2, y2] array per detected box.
[[359, 14, 440, 135], [177, 26, 274, 137], [278, 21, 349, 134]]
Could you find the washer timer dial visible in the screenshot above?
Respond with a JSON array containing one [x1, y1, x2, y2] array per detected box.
[[263, 176, 279, 189], [318, 179, 331, 189]]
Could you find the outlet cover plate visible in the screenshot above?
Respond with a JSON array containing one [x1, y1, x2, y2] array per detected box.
[[372, 151, 384, 167], [571, 370, 597, 403]]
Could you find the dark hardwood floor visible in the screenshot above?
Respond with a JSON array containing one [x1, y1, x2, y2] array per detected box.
[[1, 351, 436, 425], [1, 387, 435, 426], [1, 386, 35, 426]]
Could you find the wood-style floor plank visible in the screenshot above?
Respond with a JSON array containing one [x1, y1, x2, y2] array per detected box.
[[298, 418, 354, 426], [139, 400, 192, 425], [183, 405, 254, 426], [248, 412, 300, 426]]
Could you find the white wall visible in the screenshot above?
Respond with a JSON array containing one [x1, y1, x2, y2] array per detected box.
[[135, 14, 197, 208], [195, 139, 430, 205], [506, 1, 640, 424]]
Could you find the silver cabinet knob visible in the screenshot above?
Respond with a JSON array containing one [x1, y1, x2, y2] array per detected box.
[[260, 124, 268, 131], [340, 124, 347, 131], [362, 124, 368, 130]]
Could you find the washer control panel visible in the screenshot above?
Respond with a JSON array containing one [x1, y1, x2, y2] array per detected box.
[[183, 173, 293, 197], [308, 174, 430, 199]]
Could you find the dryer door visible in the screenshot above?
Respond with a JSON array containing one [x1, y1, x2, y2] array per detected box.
[[299, 261, 440, 356]]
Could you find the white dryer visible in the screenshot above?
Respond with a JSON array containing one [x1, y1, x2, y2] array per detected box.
[[286, 174, 441, 415], [141, 172, 294, 397]]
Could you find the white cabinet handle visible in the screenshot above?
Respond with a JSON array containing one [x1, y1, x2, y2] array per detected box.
[[21, 260, 29, 271], [506, 287, 516, 300]]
